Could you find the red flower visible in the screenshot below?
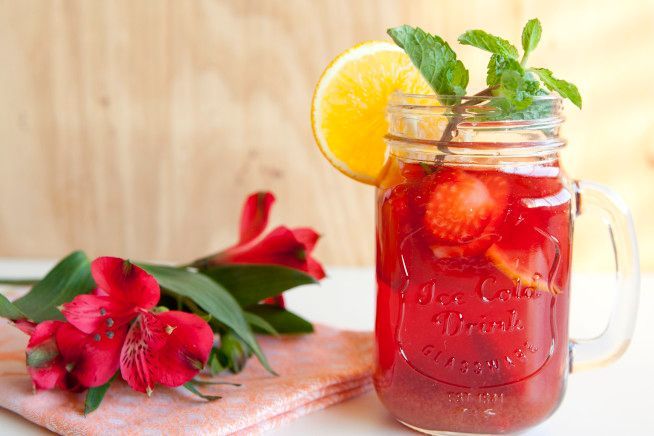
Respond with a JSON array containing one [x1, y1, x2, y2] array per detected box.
[[24, 320, 74, 390], [202, 192, 326, 281], [53, 257, 213, 394]]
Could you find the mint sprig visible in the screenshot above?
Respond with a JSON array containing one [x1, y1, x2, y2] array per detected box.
[[458, 29, 519, 59], [521, 18, 542, 64], [387, 25, 469, 102], [498, 69, 542, 111], [387, 18, 582, 119], [532, 67, 582, 108], [487, 54, 522, 86]]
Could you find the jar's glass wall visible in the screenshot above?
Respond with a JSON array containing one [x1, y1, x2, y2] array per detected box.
[[374, 93, 574, 434]]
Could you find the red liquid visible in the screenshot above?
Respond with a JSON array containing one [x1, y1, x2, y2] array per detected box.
[[375, 157, 572, 434]]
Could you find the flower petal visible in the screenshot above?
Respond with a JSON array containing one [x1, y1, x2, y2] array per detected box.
[[120, 311, 213, 393], [305, 257, 326, 280], [228, 226, 306, 268], [119, 312, 166, 393], [225, 226, 326, 280], [27, 320, 63, 350], [291, 227, 320, 252], [91, 257, 160, 310], [261, 295, 286, 308], [56, 322, 127, 388], [239, 192, 275, 244], [61, 294, 137, 335], [29, 363, 70, 390], [150, 311, 214, 387], [13, 319, 36, 336], [26, 321, 69, 390]]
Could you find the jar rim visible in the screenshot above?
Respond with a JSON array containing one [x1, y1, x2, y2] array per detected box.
[[385, 91, 566, 157], [387, 91, 562, 109]]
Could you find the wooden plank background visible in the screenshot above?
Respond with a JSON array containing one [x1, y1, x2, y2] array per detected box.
[[0, 0, 652, 271]]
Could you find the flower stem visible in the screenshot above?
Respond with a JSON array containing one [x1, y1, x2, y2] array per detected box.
[[438, 86, 496, 144]]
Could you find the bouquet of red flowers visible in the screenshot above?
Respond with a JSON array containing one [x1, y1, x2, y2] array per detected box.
[[0, 192, 324, 413]]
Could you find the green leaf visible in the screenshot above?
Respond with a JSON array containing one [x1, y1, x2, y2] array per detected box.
[[84, 374, 117, 415], [244, 311, 279, 336], [498, 69, 540, 111], [14, 251, 95, 322], [203, 264, 317, 308], [183, 382, 221, 401], [245, 305, 314, 334], [217, 331, 251, 373], [446, 60, 469, 97], [387, 25, 468, 100], [482, 95, 553, 121], [418, 162, 436, 175], [26, 340, 59, 368], [208, 348, 225, 375], [521, 18, 542, 58], [458, 29, 519, 59], [0, 278, 40, 286], [486, 54, 523, 87], [190, 378, 241, 387], [531, 67, 582, 108], [0, 294, 27, 320], [138, 264, 276, 375]]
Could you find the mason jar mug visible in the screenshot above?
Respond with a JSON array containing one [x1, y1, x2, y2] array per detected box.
[[374, 93, 640, 435]]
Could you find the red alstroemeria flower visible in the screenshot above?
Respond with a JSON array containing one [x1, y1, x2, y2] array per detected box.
[[18, 318, 120, 391], [197, 192, 325, 308], [60, 257, 213, 394], [202, 192, 325, 280], [24, 320, 76, 390]]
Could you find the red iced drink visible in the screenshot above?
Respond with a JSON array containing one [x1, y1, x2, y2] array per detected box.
[[375, 157, 572, 434]]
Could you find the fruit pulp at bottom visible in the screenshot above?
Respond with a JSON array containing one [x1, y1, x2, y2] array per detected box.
[[374, 158, 572, 434]]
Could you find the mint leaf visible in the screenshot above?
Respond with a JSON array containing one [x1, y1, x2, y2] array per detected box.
[[458, 29, 519, 59], [500, 70, 532, 110], [387, 25, 468, 99], [14, 251, 95, 322], [84, 374, 117, 415], [497, 69, 542, 112], [446, 60, 469, 96], [531, 67, 582, 108], [487, 54, 523, 86], [521, 18, 542, 59], [485, 97, 552, 121]]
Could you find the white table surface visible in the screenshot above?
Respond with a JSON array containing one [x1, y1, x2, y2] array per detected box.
[[0, 261, 652, 436]]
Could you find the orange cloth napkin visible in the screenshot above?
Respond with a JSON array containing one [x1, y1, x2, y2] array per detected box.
[[0, 312, 373, 435]]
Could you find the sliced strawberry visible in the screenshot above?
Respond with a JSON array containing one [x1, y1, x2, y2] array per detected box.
[[400, 161, 436, 182], [422, 168, 509, 245], [387, 183, 409, 215]]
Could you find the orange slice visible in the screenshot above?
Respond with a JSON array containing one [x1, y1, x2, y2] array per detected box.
[[311, 41, 432, 185], [486, 244, 557, 294], [486, 218, 568, 295]]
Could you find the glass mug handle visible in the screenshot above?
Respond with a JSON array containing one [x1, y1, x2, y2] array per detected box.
[[570, 181, 640, 371]]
